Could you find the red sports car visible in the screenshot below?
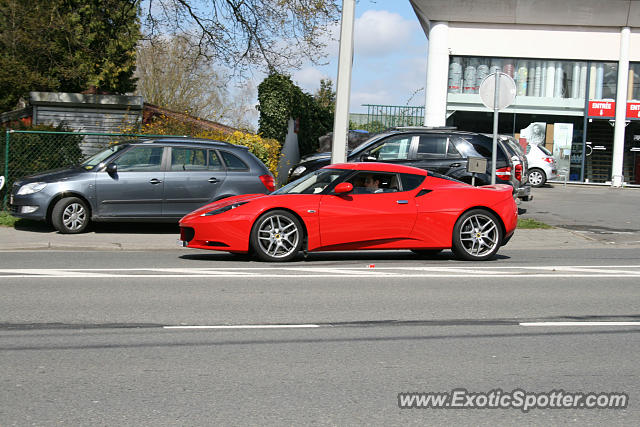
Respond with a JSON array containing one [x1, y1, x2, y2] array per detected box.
[[179, 163, 518, 261]]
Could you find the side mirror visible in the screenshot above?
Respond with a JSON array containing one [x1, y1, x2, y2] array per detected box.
[[106, 163, 117, 174], [363, 155, 377, 162], [334, 182, 353, 194]]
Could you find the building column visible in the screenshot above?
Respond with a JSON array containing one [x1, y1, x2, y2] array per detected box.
[[611, 27, 630, 187], [424, 21, 449, 127]]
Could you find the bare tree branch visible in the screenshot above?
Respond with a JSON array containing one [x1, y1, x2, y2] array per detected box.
[[140, 0, 340, 75]]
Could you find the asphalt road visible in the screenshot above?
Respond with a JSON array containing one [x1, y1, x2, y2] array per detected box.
[[1, 248, 639, 425]]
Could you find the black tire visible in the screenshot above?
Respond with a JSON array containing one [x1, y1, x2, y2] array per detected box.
[[528, 168, 546, 187], [250, 210, 303, 262], [411, 249, 443, 257], [451, 209, 502, 261], [51, 197, 90, 234]]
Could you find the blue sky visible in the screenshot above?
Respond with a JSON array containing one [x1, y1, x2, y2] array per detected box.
[[291, 0, 428, 114]]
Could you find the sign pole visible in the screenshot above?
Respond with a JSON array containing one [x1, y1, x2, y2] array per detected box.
[[491, 72, 500, 185]]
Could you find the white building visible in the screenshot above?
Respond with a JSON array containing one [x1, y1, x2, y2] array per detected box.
[[410, 0, 640, 186]]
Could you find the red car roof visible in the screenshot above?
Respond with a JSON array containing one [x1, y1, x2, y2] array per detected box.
[[324, 162, 429, 176]]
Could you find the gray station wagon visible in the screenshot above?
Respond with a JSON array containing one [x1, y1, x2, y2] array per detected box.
[[9, 138, 275, 233]]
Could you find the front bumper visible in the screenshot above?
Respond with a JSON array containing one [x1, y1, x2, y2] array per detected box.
[[8, 189, 50, 221]]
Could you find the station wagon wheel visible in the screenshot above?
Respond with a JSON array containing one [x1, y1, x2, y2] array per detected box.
[[251, 210, 303, 262], [51, 197, 90, 234], [528, 168, 546, 187], [452, 209, 502, 261]]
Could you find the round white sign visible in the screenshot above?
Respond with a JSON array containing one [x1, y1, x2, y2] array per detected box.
[[479, 72, 516, 110]]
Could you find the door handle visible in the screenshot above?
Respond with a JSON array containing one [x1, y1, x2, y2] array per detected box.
[[208, 177, 219, 183], [149, 178, 163, 185], [450, 163, 461, 167], [396, 200, 409, 204]]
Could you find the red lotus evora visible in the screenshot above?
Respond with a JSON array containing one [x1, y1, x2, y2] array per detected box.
[[179, 163, 518, 261]]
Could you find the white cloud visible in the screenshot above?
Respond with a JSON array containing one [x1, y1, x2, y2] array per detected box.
[[293, 67, 330, 93], [354, 10, 417, 57]]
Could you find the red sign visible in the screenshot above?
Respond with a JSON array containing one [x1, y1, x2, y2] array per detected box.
[[627, 102, 640, 119], [588, 101, 616, 118]]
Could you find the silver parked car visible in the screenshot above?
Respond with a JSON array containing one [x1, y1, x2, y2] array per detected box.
[[526, 143, 558, 187], [9, 138, 275, 233]]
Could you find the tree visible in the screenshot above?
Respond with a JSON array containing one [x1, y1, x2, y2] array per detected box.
[[0, 0, 139, 111], [141, 0, 340, 73], [314, 79, 336, 113], [257, 72, 333, 156], [136, 35, 226, 120]]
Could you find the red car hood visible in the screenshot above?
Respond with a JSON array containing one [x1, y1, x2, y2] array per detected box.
[[180, 193, 268, 221]]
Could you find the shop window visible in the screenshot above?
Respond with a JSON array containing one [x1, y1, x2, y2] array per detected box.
[[448, 56, 588, 101], [629, 63, 640, 101]]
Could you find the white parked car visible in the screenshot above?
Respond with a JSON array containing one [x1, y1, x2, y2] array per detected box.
[[526, 143, 557, 187]]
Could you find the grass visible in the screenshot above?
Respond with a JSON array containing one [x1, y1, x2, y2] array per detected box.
[[518, 218, 553, 229], [0, 211, 18, 227]]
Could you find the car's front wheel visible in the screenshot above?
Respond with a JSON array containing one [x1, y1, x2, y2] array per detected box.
[[452, 209, 502, 261], [528, 168, 546, 187], [250, 210, 303, 262], [51, 197, 90, 234]]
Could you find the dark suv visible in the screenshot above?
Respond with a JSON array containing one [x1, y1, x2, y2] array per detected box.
[[10, 138, 275, 233], [288, 127, 531, 201]]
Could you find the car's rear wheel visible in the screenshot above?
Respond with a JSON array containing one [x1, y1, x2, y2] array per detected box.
[[251, 210, 303, 262], [528, 168, 546, 187], [411, 249, 443, 257], [51, 197, 90, 234], [452, 209, 502, 261]]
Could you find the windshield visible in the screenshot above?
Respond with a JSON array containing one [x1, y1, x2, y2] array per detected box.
[[81, 144, 129, 170], [273, 169, 347, 195], [349, 132, 391, 156]]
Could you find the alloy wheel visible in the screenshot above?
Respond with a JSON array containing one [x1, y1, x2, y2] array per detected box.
[[457, 213, 499, 258], [256, 214, 300, 259]]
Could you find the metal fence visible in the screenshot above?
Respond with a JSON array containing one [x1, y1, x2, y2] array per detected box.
[[360, 104, 425, 132], [1, 130, 184, 209]]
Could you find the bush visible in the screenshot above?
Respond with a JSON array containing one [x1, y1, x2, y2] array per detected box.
[[139, 115, 282, 177]]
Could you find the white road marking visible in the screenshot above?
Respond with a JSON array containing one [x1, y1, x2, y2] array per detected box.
[[1, 265, 640, 279], [163, 324, 320, 330], [520, 322, 640, 327]]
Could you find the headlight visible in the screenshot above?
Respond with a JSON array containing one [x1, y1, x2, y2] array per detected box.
[[201, 201, 248, 216], [17, 182, 47, 195], [291, 166, 306, 176]]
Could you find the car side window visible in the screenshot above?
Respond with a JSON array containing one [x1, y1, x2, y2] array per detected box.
[[220, 151, 248, 170], [208, 150, 223, 171], [171, 148, 207, 171], [416, 135, 448, 159], [446, 139, 462, 158], [366, 136, 411, 161], [113, 146, 164, 172], [400, 173, 425, 191], [346, 171, 400, 194]]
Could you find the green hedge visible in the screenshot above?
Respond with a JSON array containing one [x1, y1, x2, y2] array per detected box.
[[257, 72, 333, 157]]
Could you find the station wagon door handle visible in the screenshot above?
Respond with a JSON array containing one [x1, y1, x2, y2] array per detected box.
[[208, 177, 219, 183], [396, 200, 409, 204], [450, 163, 461, 167], [149, 178, 163, 185]]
